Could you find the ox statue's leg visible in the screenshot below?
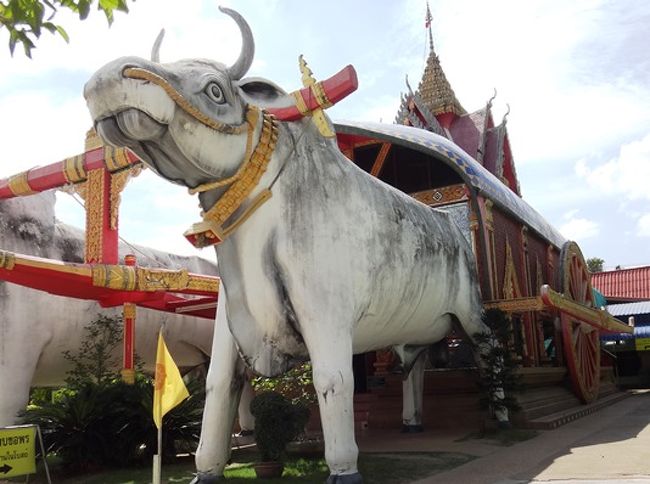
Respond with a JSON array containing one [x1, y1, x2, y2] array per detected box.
[[401, 349, 427, 433], [305, 330, 362, 484], [0, 311, 52, 427], [192, 291, 246, 483], [236, 377, 255, 436], [0, 361, 35, 427]]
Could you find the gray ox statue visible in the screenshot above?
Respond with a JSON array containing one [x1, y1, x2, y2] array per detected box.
[[0, 191, 255, 432], [85, 7, 508, 483]]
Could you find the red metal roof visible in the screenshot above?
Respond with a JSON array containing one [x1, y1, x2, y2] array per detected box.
[[592, 266, 650, 301]]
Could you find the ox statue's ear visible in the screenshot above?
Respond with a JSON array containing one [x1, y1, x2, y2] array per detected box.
[[237, 76, 290, 109]]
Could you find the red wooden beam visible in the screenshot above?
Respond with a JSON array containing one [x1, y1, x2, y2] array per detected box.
[[0, 250, 218, 318], [0, 147, 140, 200], [268, 65, 358, 121]]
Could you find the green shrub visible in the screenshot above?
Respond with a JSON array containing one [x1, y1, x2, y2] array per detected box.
[[252, 362, 317, 406], [21, 315, 205, 471], [250, 391, 310, 462]]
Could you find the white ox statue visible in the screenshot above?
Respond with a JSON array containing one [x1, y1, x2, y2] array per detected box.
[[85, 7, 508, 483], [0, 191, 256, 431]]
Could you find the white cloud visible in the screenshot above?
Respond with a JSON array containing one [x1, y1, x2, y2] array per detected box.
[[559, 217, 599, 241], [563, 209, 580, 220], [0, 92, 89, 177], [575, 132, 650, 200], [638, 214, 650, 237]]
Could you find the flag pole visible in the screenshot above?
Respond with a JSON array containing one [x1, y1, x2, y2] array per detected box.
[[152, 328, 189, 484], [153, 423, 163, 484]]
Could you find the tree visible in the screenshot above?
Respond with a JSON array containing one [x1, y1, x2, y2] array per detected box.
[[473, 309, 522, 418], [62, 313, 122, 387], [587, 257, 604, 273], [0, 0, 132, 57]]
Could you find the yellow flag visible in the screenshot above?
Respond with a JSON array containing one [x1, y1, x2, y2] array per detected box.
[[153, 330, 190, 429]]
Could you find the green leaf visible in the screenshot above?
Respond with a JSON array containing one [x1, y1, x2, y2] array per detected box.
[[8, 34, 17, 56], [22, 35, 35, 58], [55, 24, 69, 42], [99, 0, 121, 10], [42, 21, 57, 33], [78, 0, 91, 20]]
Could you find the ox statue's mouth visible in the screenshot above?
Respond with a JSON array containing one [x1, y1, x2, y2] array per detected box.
[[96, 108, 167, 147], [96, 109, 196, 185]]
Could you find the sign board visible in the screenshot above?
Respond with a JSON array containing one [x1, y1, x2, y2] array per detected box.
[[0, 425, 36, 478], [636, 338, 650, 352]]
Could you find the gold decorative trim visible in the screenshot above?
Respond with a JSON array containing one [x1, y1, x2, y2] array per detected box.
[[91, 263, 219, 293], [292, 90, 310, 116], [123, 302, 136, 319], [186, 111, 278, 247], [121, 368, 136, 384], [411, 184, 467, 206], [84, 168, 105, 263], [484, 296, 544, 313], [483, 199, 494, 228], [298, 54, 335, 137], [63, 155, 86, 184], [503, 238, 522, 300], [85, 128, 103, 151], [540, 285, 632, 334], [205, 114, 277, 226], [104, 146, 132, 172], [136, 267, 190, 291], [92, 264, 137, 290], [123, 67, 250, 135], [188, 108, 261, 195], [7, 171, 35, 196], [311, 81, 333, 109], [536, 257, 544, 296], [187, 276, 220, 293], [0, 250, 16, 270]]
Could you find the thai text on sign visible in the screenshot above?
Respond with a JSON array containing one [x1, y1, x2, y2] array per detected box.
[[0, 426, 36, 478]]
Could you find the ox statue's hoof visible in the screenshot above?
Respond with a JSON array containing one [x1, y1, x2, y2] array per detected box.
[[401, 424, 424, 433], [326, 472, 363, 483], [189, 472, 221, 483]]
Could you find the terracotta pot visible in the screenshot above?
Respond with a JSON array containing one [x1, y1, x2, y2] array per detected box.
[[253, 461, 284, 479]]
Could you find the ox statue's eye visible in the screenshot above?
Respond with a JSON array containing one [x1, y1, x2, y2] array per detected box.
[[205, 82, 225, 104]]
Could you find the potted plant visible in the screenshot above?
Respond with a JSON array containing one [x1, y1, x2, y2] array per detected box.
[[250, 391, 310, 478]]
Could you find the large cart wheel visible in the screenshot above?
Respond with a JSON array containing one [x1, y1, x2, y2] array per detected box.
[[560, 241, 600, 403]]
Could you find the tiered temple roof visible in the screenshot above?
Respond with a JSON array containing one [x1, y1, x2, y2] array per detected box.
[[395, 24, 521, 196]]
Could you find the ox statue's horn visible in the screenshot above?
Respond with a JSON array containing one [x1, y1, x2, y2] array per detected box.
[[151, 28, 165, 63], [219, 6, 254, 80]]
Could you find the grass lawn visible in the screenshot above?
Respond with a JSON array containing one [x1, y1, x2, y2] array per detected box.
[[14, 447, 475, 483], [456, 427, 539, 447]]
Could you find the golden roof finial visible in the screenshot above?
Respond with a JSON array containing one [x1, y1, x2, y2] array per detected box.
[[417, 7, 465, 117]]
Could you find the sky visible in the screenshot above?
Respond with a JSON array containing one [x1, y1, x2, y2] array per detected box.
[[0, 0, 649, 270]]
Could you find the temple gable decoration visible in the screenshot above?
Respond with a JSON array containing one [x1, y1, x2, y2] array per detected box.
[[395, 18, 521, 197]]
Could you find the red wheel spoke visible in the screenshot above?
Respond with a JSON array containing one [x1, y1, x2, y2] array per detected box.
[[560, 242, 600, 404]]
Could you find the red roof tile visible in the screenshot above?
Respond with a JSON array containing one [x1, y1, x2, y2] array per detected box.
[[592, 266, 650, 301]]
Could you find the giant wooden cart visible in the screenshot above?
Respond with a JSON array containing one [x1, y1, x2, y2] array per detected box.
[[335, 120, 631, 404]]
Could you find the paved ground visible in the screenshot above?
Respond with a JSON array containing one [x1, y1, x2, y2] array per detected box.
[[356, 390, 650, 483]]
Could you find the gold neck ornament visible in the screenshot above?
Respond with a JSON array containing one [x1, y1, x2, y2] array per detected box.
[[183, 109, 279, 248]]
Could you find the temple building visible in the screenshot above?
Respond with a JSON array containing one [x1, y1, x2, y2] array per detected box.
[[394, 27, 521, 196]]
